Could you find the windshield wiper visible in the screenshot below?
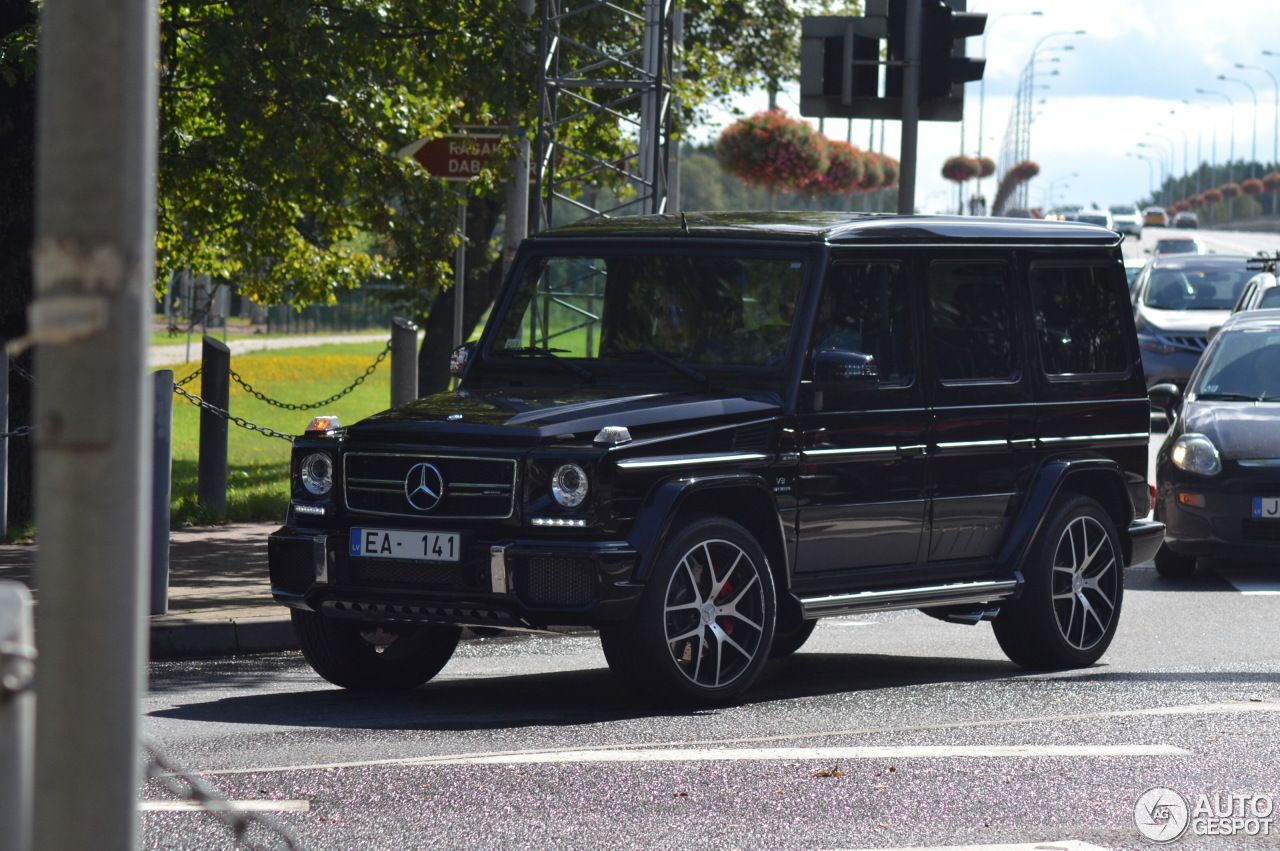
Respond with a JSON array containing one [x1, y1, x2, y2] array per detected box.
[[498, 347, 594, 381], [611, 346, 709, 389], [1194, 392, 1260, 401]]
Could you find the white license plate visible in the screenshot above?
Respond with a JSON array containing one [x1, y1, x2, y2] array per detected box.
[[350, 528, 461, 562], [1252, 498, 1280, 519]]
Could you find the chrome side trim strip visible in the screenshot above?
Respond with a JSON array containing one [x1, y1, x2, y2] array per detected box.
[[1239, 459, 1280, 467], [313, 535, 329, 584], [936, 439, 1008, 450], [617, 452, 769, 470], [490, 546, 509, 594], [799, 579, 1019, 618], [801, 446, 899, 461], [1038, 432, 1149, 445]]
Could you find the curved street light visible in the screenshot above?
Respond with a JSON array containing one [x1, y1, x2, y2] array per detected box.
[[1013, 30, 1085, 207], [1183, 97, 1218, 191], [1218, 74, 1259, 178], [1126, 151, 1157, 199], [1197, 87, 1237, 183], [974, 10, 1044, 209], [1239, 59, 1278, 170]]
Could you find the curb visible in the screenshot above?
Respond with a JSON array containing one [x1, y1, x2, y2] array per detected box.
[[150, 617, 298, 660]]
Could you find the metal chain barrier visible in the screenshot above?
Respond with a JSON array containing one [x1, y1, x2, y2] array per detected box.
[[141, 735, 305, 851], [172, 384, 295, 443], [8, 358, 36, 386], [176, 366, 202, 387], [229, 342, 390, 411], [0, 426, 32, 440]]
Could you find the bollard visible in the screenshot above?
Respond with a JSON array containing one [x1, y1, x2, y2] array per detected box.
[[390, 317, 420, 407], [0, 343, 7, 542], [0, 581, 34, 851], [197, 336, 229, 515], [151, 371, 173, 615]]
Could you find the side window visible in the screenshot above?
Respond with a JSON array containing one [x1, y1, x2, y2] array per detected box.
[[927, 260, 1016, 381], [811, 261, 914, 383], [1030, 264, 1129, 376]]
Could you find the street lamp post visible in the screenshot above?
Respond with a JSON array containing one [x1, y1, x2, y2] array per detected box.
[[1137, 141, 1170, 205], [975, 10, 1043, 211], [1241, 58, 1278, 171], [1219, 74, 1259, 178], [1184, 97, 1218, 192], [1197, 88, 1236, 183], [1013, 30, 1084, 209], [1158, 115, 1190, 202], [1042, 171, 1078, 210], [1127, 151, 1157, 200]]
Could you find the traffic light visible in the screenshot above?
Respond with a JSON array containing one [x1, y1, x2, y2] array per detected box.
[[919, 1, 986, 99]]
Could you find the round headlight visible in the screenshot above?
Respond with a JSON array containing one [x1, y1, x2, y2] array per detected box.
[[551, 463, 589, 508], [300, 453, 334, 495], [1171, 433, 1222, 477]]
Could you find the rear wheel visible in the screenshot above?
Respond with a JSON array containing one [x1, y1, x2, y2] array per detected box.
[[600, 517, 775, 705], [993, 495, 1123, 670], [292, 610, 461, 691], [1154, 544, 1198, 578]]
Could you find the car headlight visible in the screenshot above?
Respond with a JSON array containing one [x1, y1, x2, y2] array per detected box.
[[1137, 334, 1175, 356], [299, 452, 334, 495], [551, 463, 589, 508], [1171, 433, 1221, 477]]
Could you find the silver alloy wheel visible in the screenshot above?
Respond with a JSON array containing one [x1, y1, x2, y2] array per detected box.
[[662, 537, 767, 689], [1050, 514, 1120, 651]]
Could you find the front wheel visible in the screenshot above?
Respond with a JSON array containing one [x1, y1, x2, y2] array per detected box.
[[292, 610, 461, 691], [992, 495, 1124, 670], [600, 517, 776, 706]]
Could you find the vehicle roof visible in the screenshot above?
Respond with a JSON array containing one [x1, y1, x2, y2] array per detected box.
[[1149, 251, 1248, 268], [527, 212, 1122, 247], [1218, 307, 1280, 332]]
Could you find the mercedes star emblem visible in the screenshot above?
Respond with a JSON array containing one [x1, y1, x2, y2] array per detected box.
[[404, 462, 445, 511]]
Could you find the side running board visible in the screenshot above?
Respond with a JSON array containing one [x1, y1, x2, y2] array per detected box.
[[799, 578, 1019, 619]]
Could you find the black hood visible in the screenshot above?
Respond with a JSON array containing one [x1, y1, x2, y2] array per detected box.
[[344, 387, 782, 445], [1182, 400, 1280, 460]]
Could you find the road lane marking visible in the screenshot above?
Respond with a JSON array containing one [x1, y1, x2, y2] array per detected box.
[[140, 799, 310, 812], [413, 744, 1186, 766], [1219, 571, 1280, 595], [191, 700, 1275, 776], [826, 843, 1112, 851]]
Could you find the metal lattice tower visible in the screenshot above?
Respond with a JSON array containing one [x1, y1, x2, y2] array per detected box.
[[534, 0, 679, 232]]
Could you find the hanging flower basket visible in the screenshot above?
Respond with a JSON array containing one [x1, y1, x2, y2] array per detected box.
[[976, 156, 996, 178], [1203, 187, 1224, 204], [1241, 177, 1265, 197], [716, 109, 830, 191], [1173, 199, 1191, 213], [1264, 172, 1280, 192], [859, 151, 887, 192], [1220, 182, 1241, 200], [878, 154, 899, 188], [808, 140, 865, 196], [991, 160, 1040, 215], [941, 155, 980, 183], [1189, 194, 1205, 209]]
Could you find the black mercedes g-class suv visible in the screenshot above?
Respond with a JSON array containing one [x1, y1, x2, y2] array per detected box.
[[269, 212, 1164, 705]]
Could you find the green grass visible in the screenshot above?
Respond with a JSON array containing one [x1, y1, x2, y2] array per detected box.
[[158, 340, 396, 527]]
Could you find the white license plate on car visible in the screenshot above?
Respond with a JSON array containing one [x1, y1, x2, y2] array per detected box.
[[1252, 498, 1280, 519], [350, 528, 461, 562]]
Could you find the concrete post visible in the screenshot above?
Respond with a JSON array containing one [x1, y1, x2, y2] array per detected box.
[[390, 317, 419, 406], [197, 336, 229, 514], [151, 370, 172, 615], [0, 581, 34, 851], [0, 344, 7, 542], [29, 0, 157, 846]]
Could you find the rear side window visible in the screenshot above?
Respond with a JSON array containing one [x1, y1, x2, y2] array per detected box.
[[928, 260, 1016, 381], [1030, 264, 1128, 376]]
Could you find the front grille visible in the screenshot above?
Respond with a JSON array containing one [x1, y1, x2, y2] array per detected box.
[[1162, 334, 1207, 354], [345, 452, 516, 519], [1242, 519, 1280, 542], [517, 556, 595, 608]]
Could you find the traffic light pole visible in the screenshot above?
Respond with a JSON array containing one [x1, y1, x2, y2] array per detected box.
[[897, 0, 922, 214]]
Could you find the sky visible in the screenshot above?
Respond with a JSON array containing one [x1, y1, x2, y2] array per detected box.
[[690, 0, 1280, 214]]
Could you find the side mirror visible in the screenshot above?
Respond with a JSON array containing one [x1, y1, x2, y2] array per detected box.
[[812, 350, 878, 382], [1207, 325, 1221, 342], [1148, 382, 1182, 422], [449, 342, 475, 380]]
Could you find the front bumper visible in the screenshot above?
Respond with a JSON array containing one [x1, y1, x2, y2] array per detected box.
[[1158, 483, 1280, 558], [1127, 518, 1165, 566], [268, 525, 644, 630]]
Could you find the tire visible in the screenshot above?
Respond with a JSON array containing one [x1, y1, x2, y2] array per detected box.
[[992, 495, 1124, 670], [1154, 544, 1198, 578], [769, 617, 818, 658], [599, 517, 776, 705], [291, 610, 461, 691]]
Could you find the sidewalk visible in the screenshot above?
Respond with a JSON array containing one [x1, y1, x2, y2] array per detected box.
[[0, 522, 298, 659]]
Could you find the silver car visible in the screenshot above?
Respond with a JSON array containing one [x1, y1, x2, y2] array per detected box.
[[1109, 204, 1142, 237]]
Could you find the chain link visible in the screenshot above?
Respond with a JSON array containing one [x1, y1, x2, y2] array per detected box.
[[172, 384, 296, 443], [176, 366, 203, 387], [0, 426, 31, 440], [7, 357, 36, 385], [142, 735, 306, 851], [229, 343, 390, 411]]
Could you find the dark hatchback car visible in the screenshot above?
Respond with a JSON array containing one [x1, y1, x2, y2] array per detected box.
[[1130, 252, 1256, 389], [1150, 309, 1280, 577], [269, 213, 1162, 705]]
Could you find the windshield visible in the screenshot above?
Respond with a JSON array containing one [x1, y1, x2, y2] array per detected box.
[[1143, 265, 1251, 310], [482, 249, 807, 380], [1194, 330, 1280, 399]]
